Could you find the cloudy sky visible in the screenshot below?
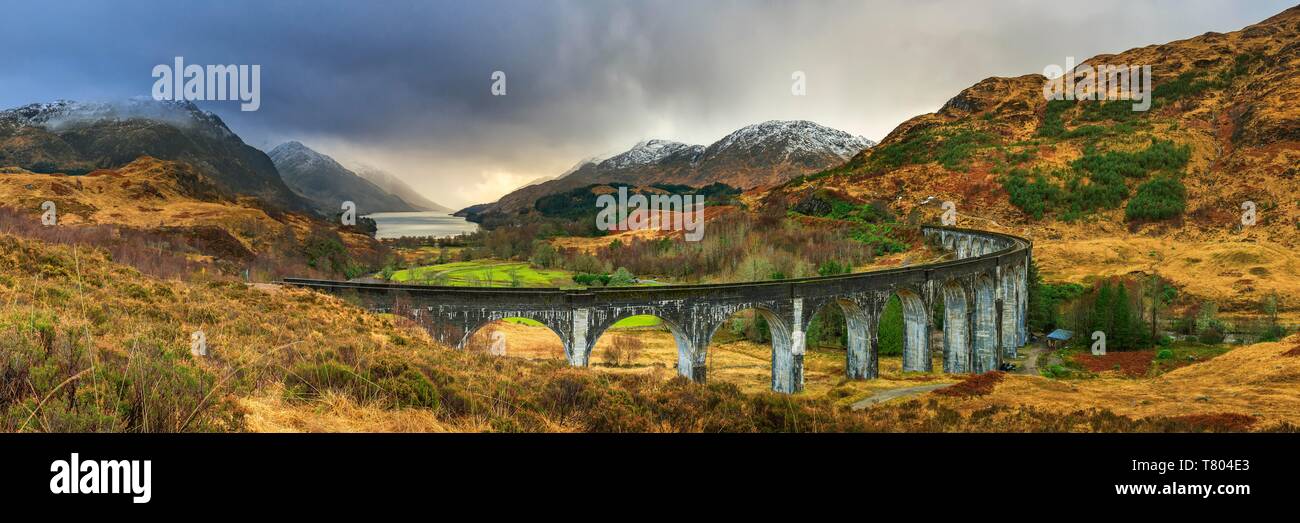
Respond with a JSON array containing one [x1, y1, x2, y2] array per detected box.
[[0, 0, 1290, 209]]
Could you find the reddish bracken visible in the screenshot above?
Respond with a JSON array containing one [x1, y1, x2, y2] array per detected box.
[[1072, 351, 1156, 377], [1281, 345, 1300, 357], [1163, 413, 1258, 432], [933, 371, 1005, 398]]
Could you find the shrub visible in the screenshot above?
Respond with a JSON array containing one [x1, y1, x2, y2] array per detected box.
[[1152, 70, 1229, 104], [1156, 349, 1174, 360], [601, 334, 644, 367], [375, 368, 439, 409], [1199, 325, 1226, 345], [1038, 99, 1073, 138], [1126, 176, 1187, 221], [608, 267, 636, 286], [1002, 168, 1062, 220], [1002, 139, 1190, 220], [866, 131, 936, 170], [849, 224, 908, 255], [530, 241, 560, 268], [283, 359, 441, 410], [1260, 325, 1288, 343], [1078, 100, 1139, 123], [573, 272, 611, 287], [936, 129, 997, 171]]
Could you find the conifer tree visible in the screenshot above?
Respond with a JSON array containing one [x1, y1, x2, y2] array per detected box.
[[1113, 284, 1134, 349]]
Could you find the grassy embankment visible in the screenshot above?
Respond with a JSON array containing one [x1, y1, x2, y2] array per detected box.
[[5, 230, 1297, 433], [1, 232, 861, 432]]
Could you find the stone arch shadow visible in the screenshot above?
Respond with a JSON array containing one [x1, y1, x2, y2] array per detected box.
[[461, 312, 571, 359], [584, 311, 693, 375], [705, 305, 796, 392]]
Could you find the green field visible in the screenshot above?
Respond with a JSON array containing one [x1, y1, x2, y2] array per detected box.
[[386, 261, 574, 287], [384, 259, 667, 290]]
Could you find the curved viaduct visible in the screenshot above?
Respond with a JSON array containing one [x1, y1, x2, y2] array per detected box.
[[284, 226, 1031, 394]]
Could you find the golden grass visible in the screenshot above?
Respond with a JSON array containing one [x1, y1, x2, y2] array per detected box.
[[0, 156, 377, 259], [1034, 235, 1300, 320], [479, 321, 957, 406], [6, 229, 1298, 432], [947, 337, 1300, 429], [241, 386, 469, 433]]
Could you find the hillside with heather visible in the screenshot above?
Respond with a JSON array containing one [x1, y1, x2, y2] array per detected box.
[[2, 4, 1299, 437], [0, 99, 311, 213], [765, 6, 1300, 319]]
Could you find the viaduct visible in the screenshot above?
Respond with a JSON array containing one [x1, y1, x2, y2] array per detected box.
[[284, 226, 1031, 394]]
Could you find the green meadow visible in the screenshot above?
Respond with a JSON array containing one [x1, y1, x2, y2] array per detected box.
[[386, 260, 574, 287]]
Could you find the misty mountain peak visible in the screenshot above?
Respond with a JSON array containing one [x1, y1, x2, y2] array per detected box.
[[0, 98, 234, 139], [708, 119, 875, 161], [599, 139, 705, 169]]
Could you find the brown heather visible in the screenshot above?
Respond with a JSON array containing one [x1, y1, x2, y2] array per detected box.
[[1, 232, 1297, 432]]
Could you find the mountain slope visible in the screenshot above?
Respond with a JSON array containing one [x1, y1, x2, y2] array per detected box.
[[269, 141, 420, 216], [766, 5, 1300, 312], [793, 6, 1297, 233], [351, 163, 451, 212], [0, 156, 384, 268], [460, 120, 874, 221], [0, 99, 311, 213]]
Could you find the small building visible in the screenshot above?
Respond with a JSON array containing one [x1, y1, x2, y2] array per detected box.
[[1046, 329, 1074, 349]]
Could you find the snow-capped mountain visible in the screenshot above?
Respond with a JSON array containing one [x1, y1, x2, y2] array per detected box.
[[458, 119, 875, 222], [0, 98, 310, 212], [0, 98, 236, 139], [705, 120, 875, 163], [598, 139, 705, 170]]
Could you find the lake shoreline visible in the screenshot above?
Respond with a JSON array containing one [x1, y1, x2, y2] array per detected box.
[[365, 211, 480, 240]]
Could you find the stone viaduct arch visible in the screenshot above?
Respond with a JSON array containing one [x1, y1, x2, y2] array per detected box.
[[285, 226, 1032, 394]]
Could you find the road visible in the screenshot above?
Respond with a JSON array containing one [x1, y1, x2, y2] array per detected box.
[[1016, 343, 1051, 375], [850, 383, 952, 410]]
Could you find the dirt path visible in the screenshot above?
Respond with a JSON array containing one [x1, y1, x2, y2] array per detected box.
[[850, 383, 951, 410], [1018, 344, 1050, 375]]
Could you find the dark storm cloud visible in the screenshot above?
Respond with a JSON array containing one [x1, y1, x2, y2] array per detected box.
[[0, 0, 1291, 208]]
